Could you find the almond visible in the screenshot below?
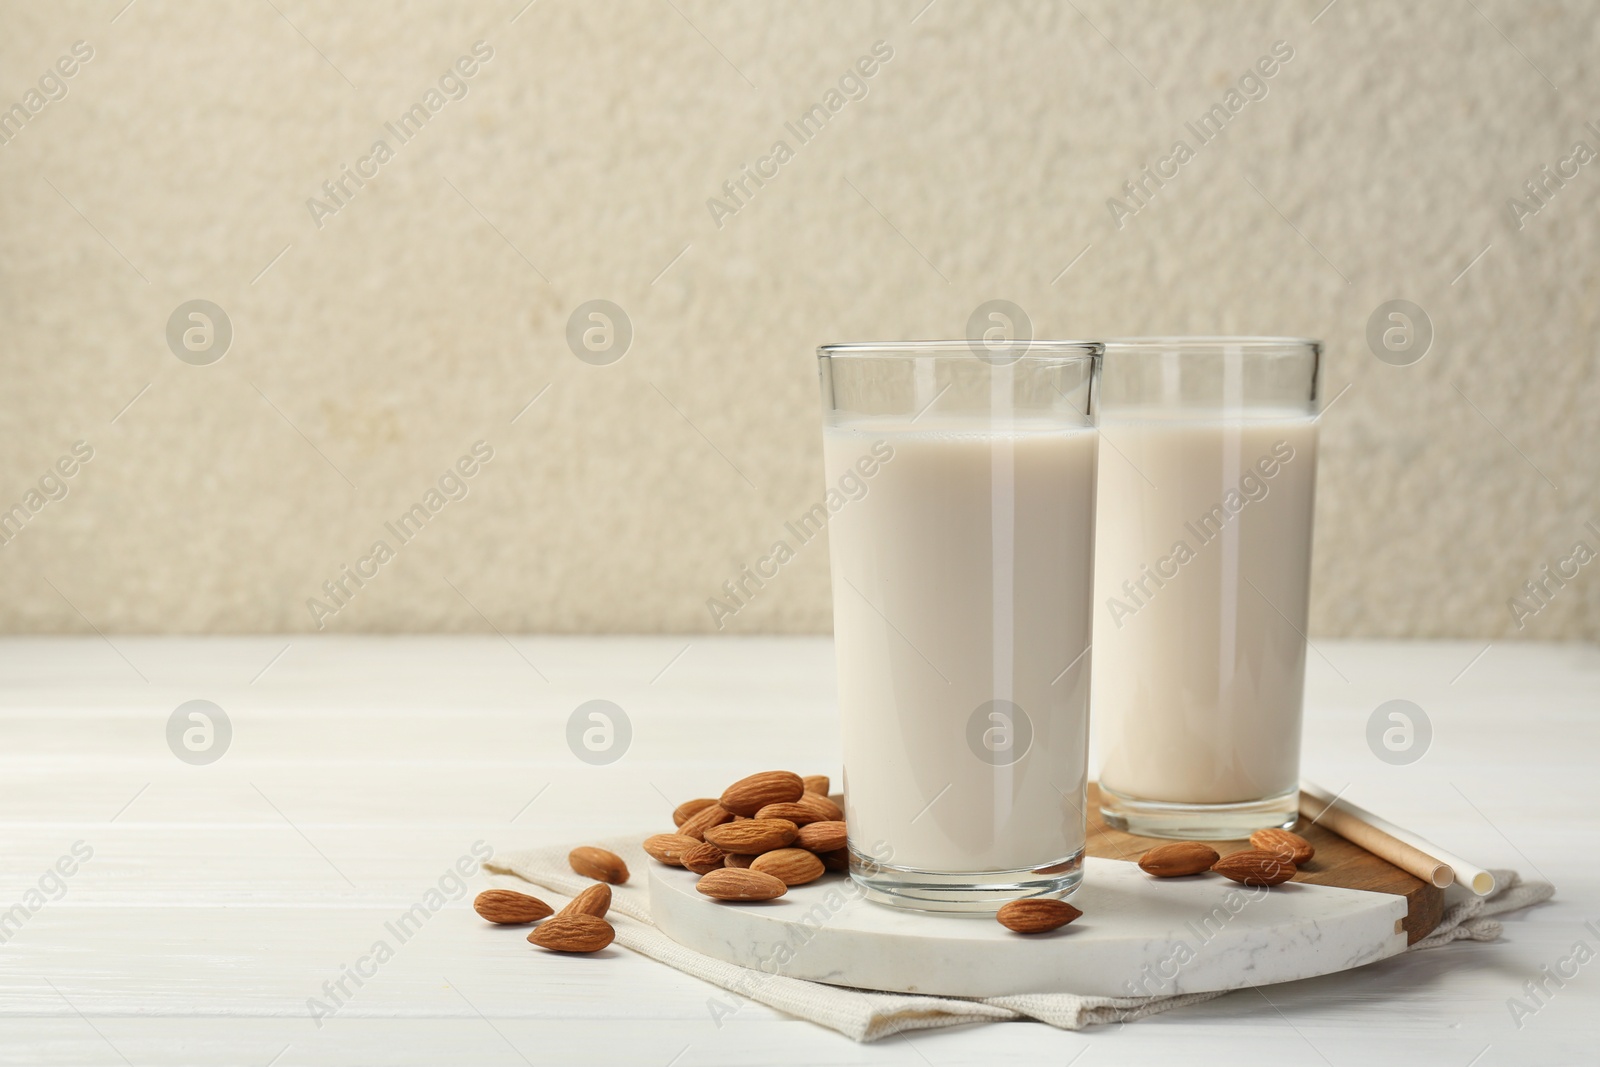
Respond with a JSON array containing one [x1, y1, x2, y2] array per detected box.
[[703, 818, 799, 855], [750, 848, 826, 886], [1138, 842, 1221, 878], [792, 792, 844, 822], [795, 820, 847, 853], [754, 801, 829, 826], [720, 771, 804, 816], [642, 833, 700, 866], [680, 841, 727, 875], [568, 846, 629, 885], [672, 797, 717, 827], [677, 802, 735, 841], [997, 898, 1083, 934], [724, 853, 754, 868], [472, 889, 553, 924], [559, 883, 611, 919], [1212, 849, 1296, 886], [802, 774, 830, 795], [1250, 828, 1315, 866], [818, 848, 850, 872], [528, 913, 615, 953], [696, 867, 788, 901]]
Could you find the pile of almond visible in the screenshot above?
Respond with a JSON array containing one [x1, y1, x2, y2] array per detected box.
[[471, 845, 630, 954], [643, 770, 846, 902], [1136, 828, 1315, 886], [642, 770, 1089, 936]]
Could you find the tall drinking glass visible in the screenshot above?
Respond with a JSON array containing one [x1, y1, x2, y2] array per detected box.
[[1092, 337, 1321, 839], [817, 341, 1101, 910]]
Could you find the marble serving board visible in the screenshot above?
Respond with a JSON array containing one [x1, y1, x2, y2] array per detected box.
[[647, 785, 1444, 999]]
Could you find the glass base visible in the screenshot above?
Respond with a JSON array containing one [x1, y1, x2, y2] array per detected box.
[[1098, 784, 1298, 840], [848, 845, 1084, 913]]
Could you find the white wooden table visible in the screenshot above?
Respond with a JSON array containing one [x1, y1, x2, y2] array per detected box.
[[1, 636, 1594, 1065]]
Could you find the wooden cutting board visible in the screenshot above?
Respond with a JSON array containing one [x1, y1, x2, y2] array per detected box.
[[1085, 783, 1445, 944]]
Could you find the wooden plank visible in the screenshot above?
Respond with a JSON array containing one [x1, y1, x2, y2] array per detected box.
[[0, 636, 1588, 1064], [1084, 783, 1444, 945]]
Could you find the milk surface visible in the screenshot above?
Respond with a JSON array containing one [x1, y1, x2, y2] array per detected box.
[[1092, 412, 1318, 805], [825, 419, 1097, 872]]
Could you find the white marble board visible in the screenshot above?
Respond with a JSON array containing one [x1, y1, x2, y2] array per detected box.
[[650, 856, 1407, 998]]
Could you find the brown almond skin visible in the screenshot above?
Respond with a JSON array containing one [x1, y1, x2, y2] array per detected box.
[[642, 833, 700, 866], [795, 820, 847, 853], [802, 775, 830, 796], [677, 802, 735, 842], [703, 818, 800, 855], [818, 848, 850, 872], [567, 846, 629, 885], [792, 793, 844, 822], [696, 867, 788, 901], [680, 841, 727, 875], [1212, 849, 1297, 886], [559, 882, 611, 919], [473, 889, 553, 924], [720, 771, 805, 816], [1138, 842, 1221, 878], [528, 913, 615, 953], [997, 898, 1083, 934], [1250, 828, 1315, 866], [754, 801, 829, 826], [724, 853, 754, 868], [672, 798, 717, 827], [750, 848, 826, 886]]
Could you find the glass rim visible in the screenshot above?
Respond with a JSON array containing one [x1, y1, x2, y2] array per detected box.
[[1100, 335, 1321, 350], [817, 339, 1103, 359]]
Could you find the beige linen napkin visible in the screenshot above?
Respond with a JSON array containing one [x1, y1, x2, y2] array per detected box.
[[485, 836, 1552, 1043]]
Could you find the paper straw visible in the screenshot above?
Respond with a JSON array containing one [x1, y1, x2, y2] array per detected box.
[[1298, 781, 1454, 891], [1299, 780, 1497, 895]]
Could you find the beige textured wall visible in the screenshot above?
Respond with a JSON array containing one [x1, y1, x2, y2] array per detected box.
[[0, 0, 1596, 639]]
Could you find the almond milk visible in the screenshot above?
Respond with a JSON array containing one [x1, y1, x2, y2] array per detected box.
[[825, 420, 1097, 873], [1092, 412, 1319, 806]]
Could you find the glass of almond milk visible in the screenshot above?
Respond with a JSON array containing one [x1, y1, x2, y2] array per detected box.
[[1092, 338, 1321, 839], [818, 340, 1101, 910]]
